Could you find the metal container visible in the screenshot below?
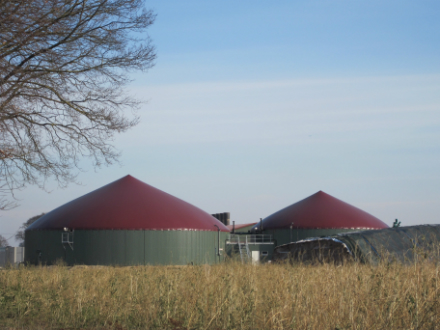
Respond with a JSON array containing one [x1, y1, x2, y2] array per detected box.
[[252, 191, 388, 247], [25, 230, 228, 266], [25, 175, 230, 266]]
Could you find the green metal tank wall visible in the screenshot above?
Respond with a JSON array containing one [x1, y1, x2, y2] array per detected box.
[[265, 228, 363, 247], [25, 230, 229, 266]]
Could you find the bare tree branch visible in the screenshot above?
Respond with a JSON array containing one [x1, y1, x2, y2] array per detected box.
[[15, 212, 46, 246], [0, 234, 9, 247], [0, 0, 156, 209]]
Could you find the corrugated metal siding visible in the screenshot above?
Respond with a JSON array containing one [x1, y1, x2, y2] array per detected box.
[[25, 230, 228, 266], [0, 247, 25, 267]]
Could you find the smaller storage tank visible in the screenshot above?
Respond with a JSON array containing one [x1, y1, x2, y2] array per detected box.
[[252, 191, 388, 247]]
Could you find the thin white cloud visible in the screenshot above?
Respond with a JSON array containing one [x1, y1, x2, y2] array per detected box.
[[119, 74, 440, 147]]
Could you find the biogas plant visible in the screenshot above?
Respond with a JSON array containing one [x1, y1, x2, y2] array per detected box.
[[21, 175, 392, 266]]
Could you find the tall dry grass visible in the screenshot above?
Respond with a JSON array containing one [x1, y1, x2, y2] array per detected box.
[[0, 259, 439, 329]]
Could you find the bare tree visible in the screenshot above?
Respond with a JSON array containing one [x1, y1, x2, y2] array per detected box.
[[0, 234, 8, 247], [15, 212, 46, 246], [0, 0, 156, 209]]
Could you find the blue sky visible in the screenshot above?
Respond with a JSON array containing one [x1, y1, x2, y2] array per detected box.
[[1, 0, 440, 244]]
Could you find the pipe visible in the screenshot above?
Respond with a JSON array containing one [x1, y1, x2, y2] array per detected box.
[[214, 224, 220, 260]]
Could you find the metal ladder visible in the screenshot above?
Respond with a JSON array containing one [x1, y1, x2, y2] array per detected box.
[[237, 235, 251, 263]]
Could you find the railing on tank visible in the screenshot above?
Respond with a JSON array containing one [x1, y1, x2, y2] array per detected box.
[[227, 234, 274, 244]]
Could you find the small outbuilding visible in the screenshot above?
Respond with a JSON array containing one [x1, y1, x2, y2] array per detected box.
[[25, 175, 229, 266]]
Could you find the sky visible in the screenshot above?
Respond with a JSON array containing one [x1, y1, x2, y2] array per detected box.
[[1, 0, 440, 245]]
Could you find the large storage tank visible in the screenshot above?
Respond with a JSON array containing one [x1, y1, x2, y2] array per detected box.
[[252, 191, 388, 247], [25, 175, 229, 266]]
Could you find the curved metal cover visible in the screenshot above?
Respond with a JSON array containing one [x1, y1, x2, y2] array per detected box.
[[255, 191, 388, 230], [27, 175, 230, 232]]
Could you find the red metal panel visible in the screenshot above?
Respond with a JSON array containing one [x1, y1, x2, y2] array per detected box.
[[27, 175, 230, 232], [258, 191, 388, 230], [227, 222, 258, 230]]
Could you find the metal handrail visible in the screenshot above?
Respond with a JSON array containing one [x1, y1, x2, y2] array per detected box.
[[228, 234, 273, 243]]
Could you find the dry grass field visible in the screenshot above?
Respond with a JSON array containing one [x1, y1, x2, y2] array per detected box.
[[1, 259, 439, 330]]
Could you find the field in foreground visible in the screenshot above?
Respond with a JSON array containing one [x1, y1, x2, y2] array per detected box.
[[0, 260, 439, 330]]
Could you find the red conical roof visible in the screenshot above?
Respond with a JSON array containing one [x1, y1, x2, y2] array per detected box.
[[257, 191, 388, 230], [27, 175, 230, 232]]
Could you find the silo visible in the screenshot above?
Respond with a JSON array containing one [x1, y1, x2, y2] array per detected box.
[[252, 191, 388, 247], [25, 175, 230, 266]]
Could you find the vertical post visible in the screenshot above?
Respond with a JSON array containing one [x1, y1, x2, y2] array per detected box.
[[232, 221, 235, 234], [290, 223, 293, 242], [214, 225, 220, 263]]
